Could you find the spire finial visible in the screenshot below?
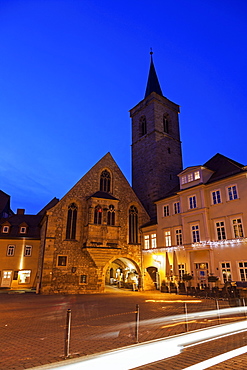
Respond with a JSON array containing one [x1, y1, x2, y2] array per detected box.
[[150, 47, 153, 57]]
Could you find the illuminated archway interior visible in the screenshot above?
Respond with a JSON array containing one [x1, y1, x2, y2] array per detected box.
[[105, 258, 139, 289]]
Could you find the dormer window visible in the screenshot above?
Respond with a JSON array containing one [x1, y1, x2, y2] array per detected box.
[[188, 173, 193, 182], [194, 171, 200, 180], [20, 226, 27, 234], [181, 176, 187, 184], [2, 225, 10, 233]]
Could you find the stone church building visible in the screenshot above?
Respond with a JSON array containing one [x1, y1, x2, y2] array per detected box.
[[35, 52, 183, 294]]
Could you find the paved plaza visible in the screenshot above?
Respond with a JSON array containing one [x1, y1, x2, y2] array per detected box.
[[0, 287, 246, 369]]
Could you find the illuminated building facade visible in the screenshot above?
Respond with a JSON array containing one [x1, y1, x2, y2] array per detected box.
[[141, 154, 247, 289]]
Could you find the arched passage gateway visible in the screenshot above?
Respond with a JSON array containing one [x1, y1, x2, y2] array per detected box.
[[105, 257, 141, 290]]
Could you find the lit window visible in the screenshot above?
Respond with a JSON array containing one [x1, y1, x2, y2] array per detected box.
[[151, 234, 156, 248], [188, 173, 193, 182], [18, 270, 31, 284], [176, 229, 182, 245], [94, 205, 103, 225], [228, 185, 238, 200], [165, 231, 171, 247], [174, 202, 180, 214], [212, 190, 221, 204], [239, 262, 247, 281], [2, 225, 10, 233], [232, 218, 244, 238], [57, 255, 67, 266], [194, 171, 200, 180], [80, 275, 87, 284], [164, 205, 169, 217], [144, 235, 150, 249], [20, 226, 27, 234], [7, 245, 15, 256], [216, 221, 226, 240], [221, 262, 231, 283], [181, 176, 187, 184], [178, 264, 185, 280], [189, 195, 197, 209], [24, 245, 32, 256], [192, 225, 200, 243]]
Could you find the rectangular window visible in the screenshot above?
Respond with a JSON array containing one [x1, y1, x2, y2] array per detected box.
[[151, 234, 157, 248], [188, 173, 193, 182], [57, 255, 67, 266], [175, 229, 183, 245], [194, 171, 200, 180], [189, 195, 197, 209], [192, 225, 200, 243], [164, 205, 169, 217], [212, 190, 221, 205], [238, 262, 247, 281], [181, 176, 187, 184], [144, 235, 150, 249], [20, 226, 27, 234], [232, 218, 244, 238], [178, 264, 185, 280], [80, 275, 87, 284], [7, 245, 15, 256], [216, 221, 226, 240], [18, 270, 31, 284], [228, 185, 238, 200], [24, 245, 32, 256], [221, 262, 231, 283], [174, 202, 180, 214], [165, 231, 171, 247]]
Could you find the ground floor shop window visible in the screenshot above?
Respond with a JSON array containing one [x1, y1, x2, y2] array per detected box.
[[18, 270, 31, 284], [57, 255, 67, 266]]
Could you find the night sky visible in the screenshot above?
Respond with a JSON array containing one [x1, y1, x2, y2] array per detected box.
[[1, 0, 247, 214]]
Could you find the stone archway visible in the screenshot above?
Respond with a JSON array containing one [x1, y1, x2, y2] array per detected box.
[[105, 257, 141, 290]]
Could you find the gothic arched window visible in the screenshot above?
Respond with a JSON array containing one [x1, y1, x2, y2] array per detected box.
[[107, 205, 115, 226], [129, 206, 138, 244], [163, 114, 169, 133], [66, 203, 78, 239], [100, 170, 111, 193], [140, 115, 147, 136], [94, 205, 102, 225]]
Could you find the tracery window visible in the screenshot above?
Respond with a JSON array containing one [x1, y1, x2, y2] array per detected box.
[[140, 115, 147, 136], [100, 170, 111, 192], [129, 206, 138, 244], [66, 203, 78, 239], [94, 205, 102, 225], [107, 205, 115, 226]]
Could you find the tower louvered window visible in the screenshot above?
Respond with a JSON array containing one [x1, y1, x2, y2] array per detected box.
[[163, 114, 169, 133], [66, 203, 78, 239], [140, 115, 147, 136], [100, 170, 111, 192], [129, 206, 138, 244]]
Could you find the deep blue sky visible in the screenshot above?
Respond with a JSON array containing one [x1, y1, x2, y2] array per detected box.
[[1, 0, 247, 214]]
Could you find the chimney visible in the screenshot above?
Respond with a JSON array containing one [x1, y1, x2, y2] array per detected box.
[[17, 209, 25, 215]]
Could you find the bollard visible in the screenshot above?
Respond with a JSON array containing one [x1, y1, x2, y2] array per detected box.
[[184, 303, 189, 332], [243, 298, 247, 319], [135, 304, 140, 343], [64, 309, 72, 358], [215, 299, 221, 325]]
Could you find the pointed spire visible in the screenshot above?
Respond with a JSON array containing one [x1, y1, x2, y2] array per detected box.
[[144, 49, 163, 98]]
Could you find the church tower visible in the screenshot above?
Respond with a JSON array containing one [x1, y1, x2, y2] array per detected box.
[[130, 52, 183, 219]]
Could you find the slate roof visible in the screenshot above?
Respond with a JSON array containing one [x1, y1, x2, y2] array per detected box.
[[89, 191, 119, 201], [0, 214, 42, 239], [145, 53, 163, 98], [37, 197, 59, 215]]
